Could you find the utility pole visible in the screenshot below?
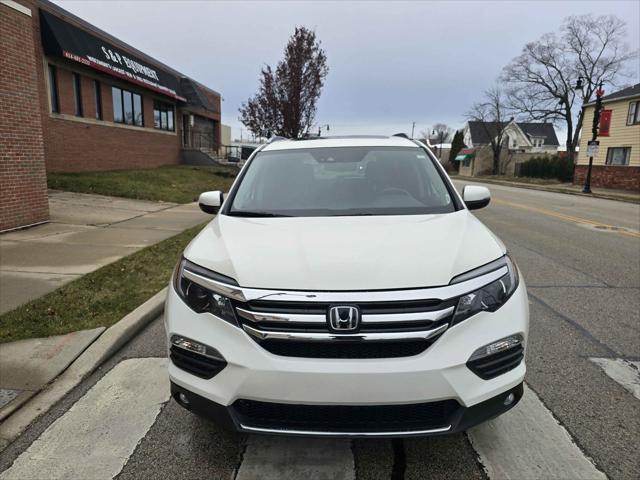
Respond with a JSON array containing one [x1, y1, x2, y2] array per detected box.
[[583, 82, 605, 194], [411, 122, 415, 139]]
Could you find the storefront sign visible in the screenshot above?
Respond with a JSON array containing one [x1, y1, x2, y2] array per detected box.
[[40, 10, 184, 100]]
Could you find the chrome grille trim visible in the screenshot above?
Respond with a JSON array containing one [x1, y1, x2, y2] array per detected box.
[[236, 306, 455, 325], [183, 265, 508, 303], [241, 323, 449, 342], [236, 308, 325, 324], [363, 307, 454, 324], [238, 424, 452, 437]]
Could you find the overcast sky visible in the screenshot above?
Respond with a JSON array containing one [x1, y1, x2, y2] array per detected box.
[[55, 0, 639, 142]]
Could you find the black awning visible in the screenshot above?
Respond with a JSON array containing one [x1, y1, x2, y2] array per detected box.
[[40, 9, 183, 100]]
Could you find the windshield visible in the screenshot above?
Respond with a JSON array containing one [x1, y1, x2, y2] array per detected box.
[[227, 146, 457, 217]]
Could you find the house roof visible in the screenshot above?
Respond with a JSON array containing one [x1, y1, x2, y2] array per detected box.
[[585, 83, 640, 106], [467, 121, 506, 145], [517, 122, 559, 145], [467, 121, 558, 146]]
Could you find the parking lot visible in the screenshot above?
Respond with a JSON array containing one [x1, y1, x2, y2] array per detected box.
[[0, 182, 638, 480]]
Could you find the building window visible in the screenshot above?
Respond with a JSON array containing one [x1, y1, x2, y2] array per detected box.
[[94, 80, 102, 120], [605, 147, 631, 166], [72, 72, 83, 116], [133, 94, 143, 126], [111, 86, 143, 126], [153, 101, 174, 131], [598, 110, 612, 136], [628, 101, 640, 125], [48, 64, 59, 113], [112, 87, 123, 123], [123, 90, 133, 123]]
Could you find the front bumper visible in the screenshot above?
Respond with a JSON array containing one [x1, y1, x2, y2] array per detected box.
[[165, 278, 528, 434], [171, 381, 524, 438]]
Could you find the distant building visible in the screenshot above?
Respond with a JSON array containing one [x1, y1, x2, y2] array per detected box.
[[1, 0, 221, 231], [427, 143, 452, 163], [575, 83, 640, 190], [458, 120, 559, 177]]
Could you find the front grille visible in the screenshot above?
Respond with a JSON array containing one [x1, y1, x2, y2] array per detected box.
[[260, 339, 434, 358], [232, 398, 460, 433], [466, 344, 524, 380], [170, 345, 226, 379], [234, 297, 455, 359]]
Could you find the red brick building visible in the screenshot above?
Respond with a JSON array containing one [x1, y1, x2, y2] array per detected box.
[[0, 0, 221, 231]]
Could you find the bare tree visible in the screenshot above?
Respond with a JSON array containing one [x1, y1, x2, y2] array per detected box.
[[466, 86, 511, 175], [239, 27, 329, 138], [429, 123, 453, 143], [502, 14, 636, 163]]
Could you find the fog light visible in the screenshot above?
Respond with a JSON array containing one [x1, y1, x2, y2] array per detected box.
[[504, 393, 515, 406], [178, 392, 190, 406], [468, 334, 524, 362], [170, 334, 224, 361]]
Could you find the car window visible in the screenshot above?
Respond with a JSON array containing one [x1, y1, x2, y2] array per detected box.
[[229, 146, 455, 217]]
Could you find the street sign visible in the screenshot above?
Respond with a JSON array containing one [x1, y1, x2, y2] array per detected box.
[[587, 140, 600, 157]]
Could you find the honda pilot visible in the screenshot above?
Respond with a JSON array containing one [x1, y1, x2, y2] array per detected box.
[[166, 135, 528, 437]]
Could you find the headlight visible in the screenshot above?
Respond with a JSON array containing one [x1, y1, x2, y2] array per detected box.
[[173, 258, 238, 326], [451, 254, 519, 325]]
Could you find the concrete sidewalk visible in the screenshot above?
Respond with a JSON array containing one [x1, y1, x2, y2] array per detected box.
[[0, 190, 209, 314], [452, 175, 640, 203]]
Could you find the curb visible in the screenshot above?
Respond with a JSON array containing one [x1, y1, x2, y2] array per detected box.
[[0, 287, 167, 452], [451, 176, 640, 204]]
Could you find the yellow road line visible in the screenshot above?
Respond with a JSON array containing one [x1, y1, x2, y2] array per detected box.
[[492, 199, 640, 239]]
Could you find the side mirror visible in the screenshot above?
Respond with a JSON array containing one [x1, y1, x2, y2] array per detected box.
[[198, 191, 223, 214], [462, 185, 491, 210]]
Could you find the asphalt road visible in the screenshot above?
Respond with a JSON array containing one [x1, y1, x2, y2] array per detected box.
[[1, 182, 638, 480]]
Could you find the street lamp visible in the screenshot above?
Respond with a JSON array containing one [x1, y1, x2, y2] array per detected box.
[[579, 80, 605, 194], [431, 129, 445, 159]]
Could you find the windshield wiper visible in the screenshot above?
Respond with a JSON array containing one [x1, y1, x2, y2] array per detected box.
[[228, 210, 292, 217]]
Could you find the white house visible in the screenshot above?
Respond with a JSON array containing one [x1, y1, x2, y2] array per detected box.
[[458, 120, 559, 176]]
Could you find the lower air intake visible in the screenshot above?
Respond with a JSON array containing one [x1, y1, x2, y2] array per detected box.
[[232, 398, 460, 433], [260, 339, 434, 359]]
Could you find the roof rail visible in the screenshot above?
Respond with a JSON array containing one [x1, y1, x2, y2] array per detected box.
[[392, 133, 410, 139], [267, 135, 288, 144]]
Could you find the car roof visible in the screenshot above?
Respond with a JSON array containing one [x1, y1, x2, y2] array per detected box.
[[260, 135, 419, 151]]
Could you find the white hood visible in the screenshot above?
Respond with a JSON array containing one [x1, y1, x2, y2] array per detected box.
[[184, 210, 505, 291]]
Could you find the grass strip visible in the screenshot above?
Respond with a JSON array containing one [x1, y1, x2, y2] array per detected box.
[[0, 224, 204, 343], [47, 165, 238, 204]]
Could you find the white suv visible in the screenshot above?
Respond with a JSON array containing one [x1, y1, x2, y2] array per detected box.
[[165, 135, 528, 437]]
